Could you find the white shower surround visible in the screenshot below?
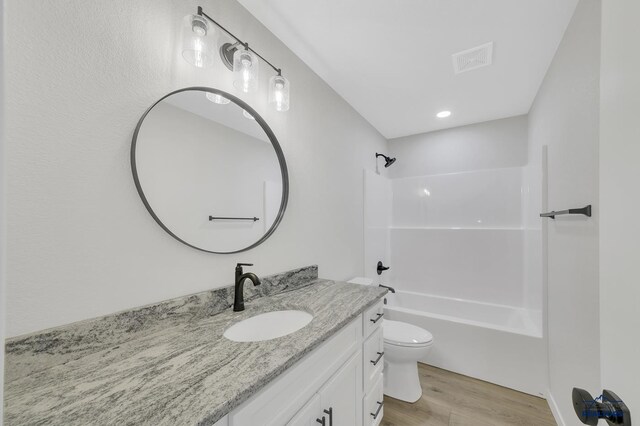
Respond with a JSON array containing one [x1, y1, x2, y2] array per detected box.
[[364, 148, 544, 394], [389, 167, 541, 309], [390, 227, 524, 306], [389, 167, 545, 395]]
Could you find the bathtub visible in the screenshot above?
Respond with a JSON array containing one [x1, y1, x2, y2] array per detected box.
[[384, 290, 546, 397]]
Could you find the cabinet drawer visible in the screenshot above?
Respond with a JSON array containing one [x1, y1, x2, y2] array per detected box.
[[363, 326, 384, 393], [363, 374, 384, 426], [363, 299, 384, 338]]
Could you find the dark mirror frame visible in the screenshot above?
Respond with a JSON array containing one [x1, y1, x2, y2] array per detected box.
[[130, 87, 289, 254]]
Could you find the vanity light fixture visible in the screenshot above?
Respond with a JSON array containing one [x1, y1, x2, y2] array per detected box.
[[436, 110, 452, 118], [183, 6, 290, 112], [181, 14, 215, 68], [269, 73, 290, 112], [233, 45, 259, 93], [205, 92, 231, 105]]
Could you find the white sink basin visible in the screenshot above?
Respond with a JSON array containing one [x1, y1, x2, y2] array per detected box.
[[223, 310, 313, 342]]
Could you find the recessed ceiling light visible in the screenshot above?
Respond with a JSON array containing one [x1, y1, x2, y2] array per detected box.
[[436, 110, 451, 118]]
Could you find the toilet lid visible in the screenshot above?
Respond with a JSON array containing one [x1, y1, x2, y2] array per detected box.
[[384, 320, 433, 347]]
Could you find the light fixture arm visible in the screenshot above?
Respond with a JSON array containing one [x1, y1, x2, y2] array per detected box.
[[197, 6, 283, 76]]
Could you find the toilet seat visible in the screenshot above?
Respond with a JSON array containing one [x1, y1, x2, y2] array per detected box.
[[383, 320, 433, 347]]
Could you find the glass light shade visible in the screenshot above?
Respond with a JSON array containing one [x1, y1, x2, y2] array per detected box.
[[269, 74, 290, 112], [205, 92, 230, 104], [233, 47, 259, 93], [181, 14, 215, 68], [242, 110, 255, 120]]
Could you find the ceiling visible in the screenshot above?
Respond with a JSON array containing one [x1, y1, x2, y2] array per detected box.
[[238, 0, 578, 139]]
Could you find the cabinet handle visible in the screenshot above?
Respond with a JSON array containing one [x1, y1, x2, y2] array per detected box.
[[323, 407, 333, 426], [370, 351, 384, 366], [370, 401, 384, 420], [316, 416, 325, 425], [370, 313, 384, 324]]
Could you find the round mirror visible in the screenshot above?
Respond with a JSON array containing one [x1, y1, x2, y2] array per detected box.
[[131, 87, 288, 254]]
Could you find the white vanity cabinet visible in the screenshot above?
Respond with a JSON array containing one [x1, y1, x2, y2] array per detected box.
[[225, 297, 385, 426]]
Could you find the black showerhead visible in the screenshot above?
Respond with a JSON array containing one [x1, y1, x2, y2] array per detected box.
[[376, 153, 396, 168]]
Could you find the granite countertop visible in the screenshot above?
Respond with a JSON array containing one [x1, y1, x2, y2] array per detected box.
[[4, 266, 387, 425]]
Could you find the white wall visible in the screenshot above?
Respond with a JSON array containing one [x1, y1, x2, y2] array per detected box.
[[387, 115, 528, 178], [528, 1, 601, 424], [4, 0, 388, 337], [1, 0, 6, 418], [600, 0, 640, 415]]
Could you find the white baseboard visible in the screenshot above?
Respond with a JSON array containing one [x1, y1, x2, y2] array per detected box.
[[545, 390, 566, 426]]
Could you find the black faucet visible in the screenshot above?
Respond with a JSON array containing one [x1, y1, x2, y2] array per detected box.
[[233, 263, 261, 312], [379, 284, 396, 293]]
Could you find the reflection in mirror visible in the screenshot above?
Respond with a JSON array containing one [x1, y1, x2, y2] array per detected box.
[[132, 88, 288, 253]]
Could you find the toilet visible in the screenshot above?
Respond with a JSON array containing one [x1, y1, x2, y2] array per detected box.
[[347, 277, 434, 403], [383, 319, 433, 403]]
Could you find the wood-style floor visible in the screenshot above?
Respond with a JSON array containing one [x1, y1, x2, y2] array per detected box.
[[381, 364, 557, 426]]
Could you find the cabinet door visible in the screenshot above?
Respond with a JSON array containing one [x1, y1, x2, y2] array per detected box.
[[319, 351, 362, 426], [287, 393, 324, 426]]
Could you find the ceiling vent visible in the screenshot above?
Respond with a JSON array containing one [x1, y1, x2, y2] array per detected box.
[[452, 42, 494, 74]]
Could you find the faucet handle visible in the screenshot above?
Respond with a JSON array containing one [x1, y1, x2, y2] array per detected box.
[[377, 261, 390, 275], [236, 263, 253, 273]]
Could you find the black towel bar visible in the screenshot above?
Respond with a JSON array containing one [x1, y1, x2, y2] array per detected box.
[[540, 205, 591, 219], [209, 216, 260, 222]]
